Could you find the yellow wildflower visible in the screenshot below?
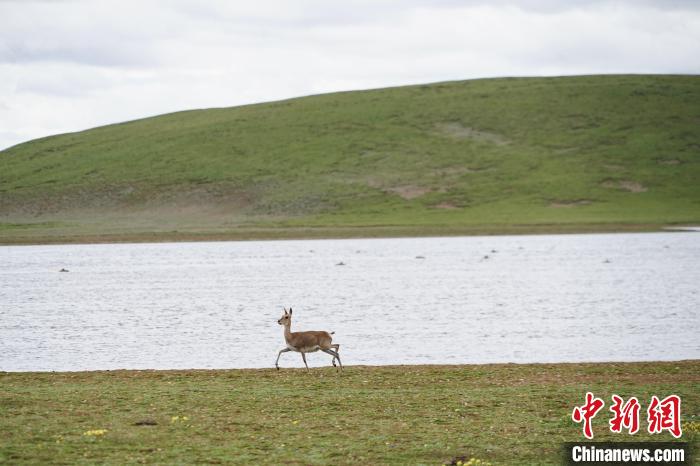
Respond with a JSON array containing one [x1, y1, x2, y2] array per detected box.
[[682, 421, 700, 433]]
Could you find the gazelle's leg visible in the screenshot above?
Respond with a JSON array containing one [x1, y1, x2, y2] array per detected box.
[[322, 348, 336, 366], [328, 344, 340, 366], [322, 349, 342, 370], [334, 350, 342, 370], [275, 348, 291, 370], [301, 352, 309, 371]]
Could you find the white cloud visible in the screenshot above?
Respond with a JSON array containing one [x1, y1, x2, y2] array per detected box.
[[0, 0, 698, 150]]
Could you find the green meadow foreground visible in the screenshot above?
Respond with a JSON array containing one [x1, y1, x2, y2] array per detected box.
[[1, 362, 698, 465], [1, 75, 699, 244]]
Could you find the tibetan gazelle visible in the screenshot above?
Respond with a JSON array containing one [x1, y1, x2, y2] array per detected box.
[[275, 307, 342, 371]]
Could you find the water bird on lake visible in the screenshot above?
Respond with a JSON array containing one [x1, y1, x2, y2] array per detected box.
[[59, 268, 69, 272], [275, 307, 342, 371], [336, 261, 345, 266]]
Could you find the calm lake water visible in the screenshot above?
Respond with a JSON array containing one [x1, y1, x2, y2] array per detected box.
[[1, 232, 698, 372]]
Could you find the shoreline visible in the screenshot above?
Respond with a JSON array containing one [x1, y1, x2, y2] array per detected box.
[[3, 359, 699, 375], [1, 221, 695, 246]]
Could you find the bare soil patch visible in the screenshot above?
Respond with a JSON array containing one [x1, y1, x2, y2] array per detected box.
[[433, 166, 482, 176], [435, 122, 510, 145], [433, 202, 459, 210], [385, 185, 432, 200], [619, 181, 647, 192], [549, 199, 592, 208], [601, 180, 648, 192]]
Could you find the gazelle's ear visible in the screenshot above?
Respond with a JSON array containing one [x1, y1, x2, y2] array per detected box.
[[289, 308, 293, 315], [283, 307, 288, 315]]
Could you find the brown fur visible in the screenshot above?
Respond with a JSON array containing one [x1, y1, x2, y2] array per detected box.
[[286, 330, 333, 350]]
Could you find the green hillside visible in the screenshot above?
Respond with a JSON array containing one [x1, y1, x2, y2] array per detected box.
[[1, 75, 699, 243]]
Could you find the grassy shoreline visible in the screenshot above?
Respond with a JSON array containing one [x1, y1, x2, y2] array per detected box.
[[2, 361, 698, 464], [0, 221, 688, 246]]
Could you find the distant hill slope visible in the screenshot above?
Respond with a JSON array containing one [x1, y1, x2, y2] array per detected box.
[[1, 75, 699, 243]]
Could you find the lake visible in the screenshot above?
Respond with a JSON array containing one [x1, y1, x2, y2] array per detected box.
[[1, 232, 698, 371]]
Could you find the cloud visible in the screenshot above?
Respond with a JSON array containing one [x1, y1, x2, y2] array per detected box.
[[0, 1, 178, 67], [0, 0, 699, 150]]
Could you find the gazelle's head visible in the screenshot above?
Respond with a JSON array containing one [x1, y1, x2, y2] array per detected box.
[[277, 307, 293, 326]]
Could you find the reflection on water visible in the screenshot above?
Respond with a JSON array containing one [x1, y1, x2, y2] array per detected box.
[[0, 232, 698, 371]]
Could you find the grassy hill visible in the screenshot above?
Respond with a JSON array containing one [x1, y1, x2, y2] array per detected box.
[[1, 75, 699, 243]]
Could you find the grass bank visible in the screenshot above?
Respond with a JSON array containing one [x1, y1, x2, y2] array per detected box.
[[0, 222, 675, 245], [1, 75, 699, 244], [1, 361, 698, 464]]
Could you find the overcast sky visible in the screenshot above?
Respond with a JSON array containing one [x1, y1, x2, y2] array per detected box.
[[1, 0, 698, 150]]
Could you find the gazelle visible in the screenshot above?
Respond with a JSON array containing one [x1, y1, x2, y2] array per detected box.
[[275, 307, 342, 371]]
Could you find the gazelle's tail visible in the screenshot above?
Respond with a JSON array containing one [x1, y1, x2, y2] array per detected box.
[[330, 331, 335, 335]]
